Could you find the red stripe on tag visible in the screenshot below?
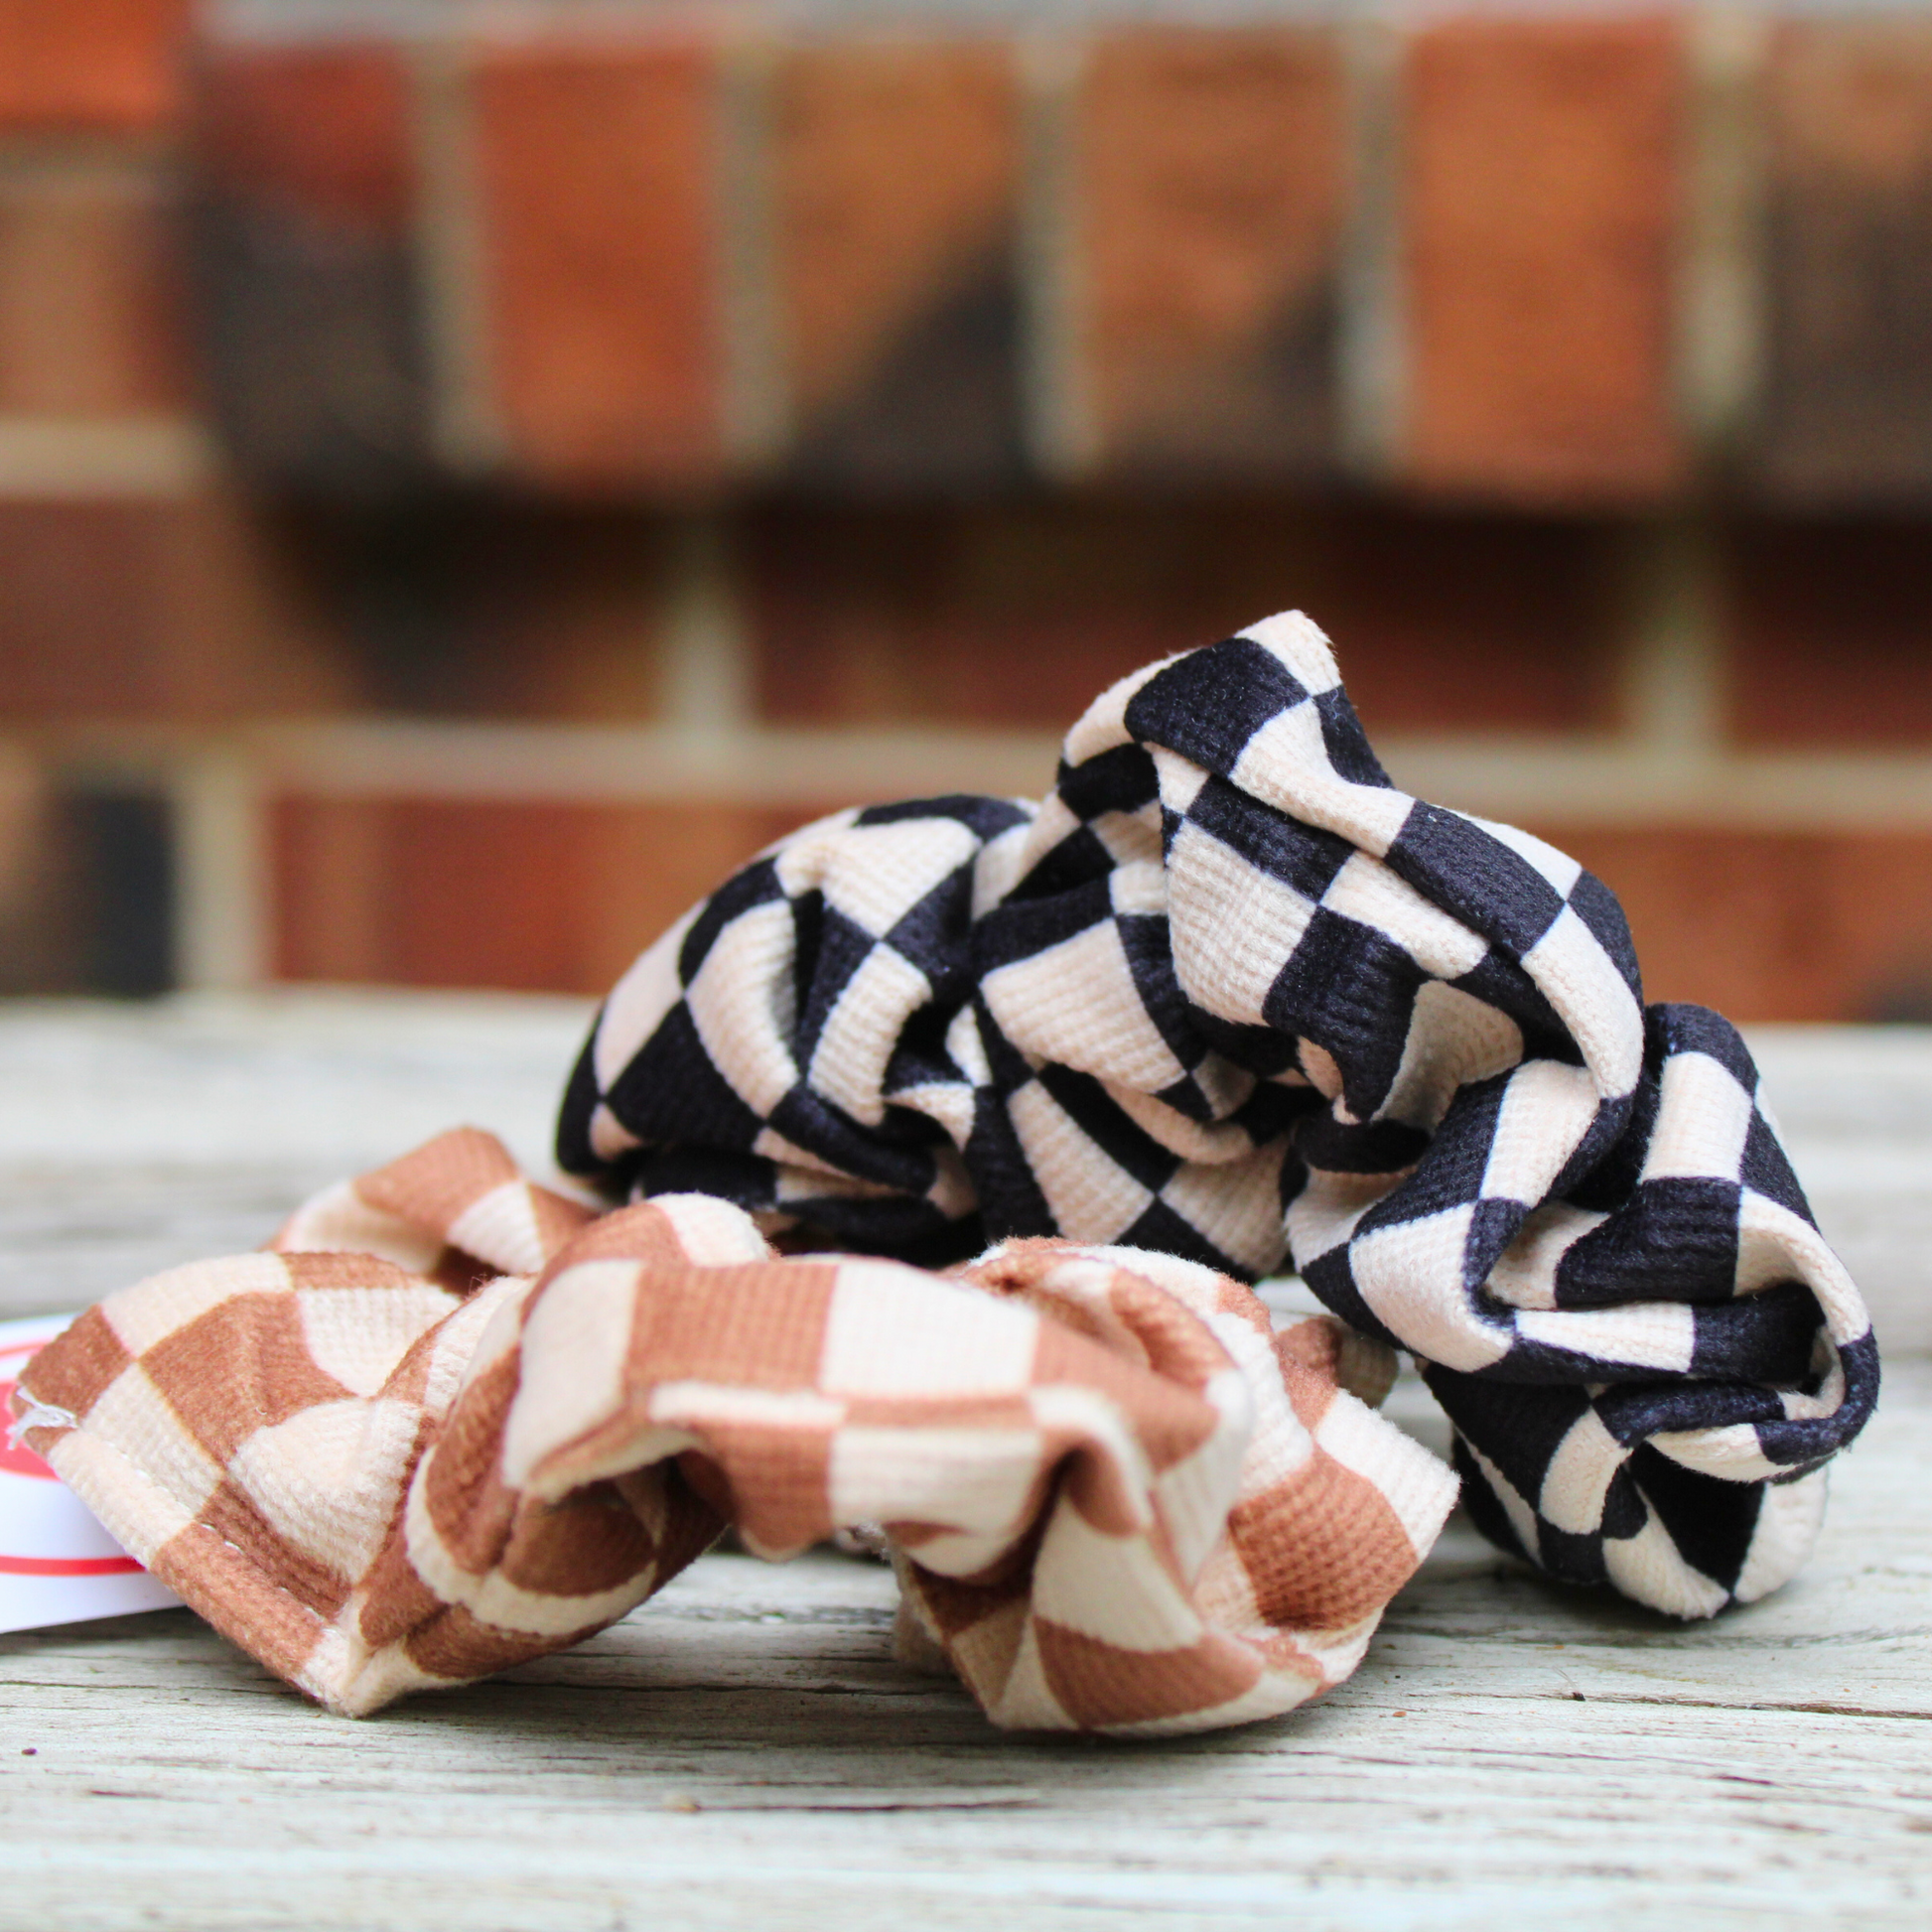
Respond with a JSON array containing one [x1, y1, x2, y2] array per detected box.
[[0, 1555, 143, 1578]]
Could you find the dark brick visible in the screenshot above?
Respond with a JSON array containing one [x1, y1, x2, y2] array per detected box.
[[58, 785, 176, 996], [0, 776, 176, 997], [1074, 26, 1345, 483], [276, 500, 679, 721], [1727, 518, 1932, 747], [192, 43, 432, 499], [750, 496, 1274, 728], [749, 495, 1617, 735], [1293, 504, 1620, 736], [414, 506, 677, 721], [0, 495, 360, 724], [1755, 22, 1932, 506], [771, 36, 1026, 492]]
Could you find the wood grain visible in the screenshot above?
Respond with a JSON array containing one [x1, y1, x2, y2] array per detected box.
[[0, 994, 1924, 1926], [0, 1370, 1924, 1929]]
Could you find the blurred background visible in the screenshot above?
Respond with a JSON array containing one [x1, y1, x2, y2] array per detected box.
[[2, 0, 1931, 1021]]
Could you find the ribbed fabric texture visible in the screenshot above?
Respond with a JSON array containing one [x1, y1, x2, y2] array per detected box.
[[17, 1128, 1452, 1733], [561, 613, 1876, 1616]]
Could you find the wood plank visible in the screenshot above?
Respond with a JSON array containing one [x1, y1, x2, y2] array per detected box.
[[0, 993, 1927, 1923], [0, 991, 587, 1314], [0, 1362, 1925, 1928]]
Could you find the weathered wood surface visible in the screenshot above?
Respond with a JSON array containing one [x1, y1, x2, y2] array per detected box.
[[0, 992, 590, 1319], [0, 994, 1927, 1930], [0, 994, 1927, 1346], [1, 1371, 1926, 1932]]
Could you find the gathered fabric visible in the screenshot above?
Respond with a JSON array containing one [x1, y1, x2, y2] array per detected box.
[[9, 612, 1878, 1732], [559, 613, 1877, 1619], [16, 1128, 1453, 1733]]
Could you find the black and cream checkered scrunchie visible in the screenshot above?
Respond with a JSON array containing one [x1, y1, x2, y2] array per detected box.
[[559, 612, 1877, 1620]]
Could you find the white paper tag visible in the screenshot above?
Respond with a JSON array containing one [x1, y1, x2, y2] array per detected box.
[[0, 1313, 180, 1635]]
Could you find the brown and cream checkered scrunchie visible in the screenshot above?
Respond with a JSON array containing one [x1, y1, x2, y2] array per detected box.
[[19, 1127, 1453, 1733]]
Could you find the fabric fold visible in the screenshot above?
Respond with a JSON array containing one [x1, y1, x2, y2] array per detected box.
[[15, 1128, 1453, 1734], [10, 609, 1876, 1722], [559, 611, 1877, 1617]]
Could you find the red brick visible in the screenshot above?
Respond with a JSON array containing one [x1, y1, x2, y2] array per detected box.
[[158, 493, 366, 717], [198, 43, 416, 231], [1075, 26, 1345, 482], [0, 0, 188, 134], [385, 800, 598, 993], [1402, 14, 1687, 505], [266, 799, 1932, 1020], [269, 795, 370, 983], [1293, 505, 1619, 735], [0, 757, 64, 995], [472, 37, 724, 491], [771, 36, 1025, 489], [1726, 520, 1932, 748], [0, 499, 175, 717], [1756, 22, 1932, 504], [193, 43, 431, 496], [750, 496, 1616, 735], [0, 495, 360, 725], [0, 167, 189, 415], [271, 797, 810, 992], [294, 503, 677, 721], [1554, 827, 1932, 1023]]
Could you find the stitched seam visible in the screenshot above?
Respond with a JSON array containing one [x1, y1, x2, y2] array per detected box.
[[44, 1425, 335, 1643]]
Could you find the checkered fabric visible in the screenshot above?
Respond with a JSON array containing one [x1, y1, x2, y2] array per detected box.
[[14, 1128, 1454, 1734], [561, 612, 1878, 1619]]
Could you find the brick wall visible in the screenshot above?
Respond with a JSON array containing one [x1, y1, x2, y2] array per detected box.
[[2, 2, 1932, 1023]]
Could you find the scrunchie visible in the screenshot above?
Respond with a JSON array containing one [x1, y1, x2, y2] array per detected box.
[[17, 1129, 1454, 1733], [560, 612, 1877, 1619]]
